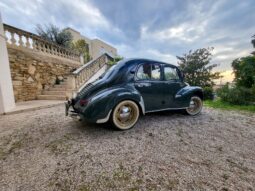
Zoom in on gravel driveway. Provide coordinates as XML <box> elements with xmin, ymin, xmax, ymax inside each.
<box><xmin>0</xmin><ymin>105</ymin><xmax>254</xmax><ymax>191</ymax></box>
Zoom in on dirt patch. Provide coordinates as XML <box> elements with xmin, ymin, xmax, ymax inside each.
<box><xmin>0</xmin><ymin>105</ymin><xmax>254</xmax><ymax>190</ymax></box>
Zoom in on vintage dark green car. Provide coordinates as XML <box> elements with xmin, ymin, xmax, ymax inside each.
<box><xmin>66</xmin><ymin>58</ymin><xmax>203</xmax><ymax>130</ymax></box>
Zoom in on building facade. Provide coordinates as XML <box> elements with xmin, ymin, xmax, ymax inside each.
<box><xmin>66</xmin><ymin>27</ymin><xmax>117</xmax><ymax>60</ymax></box>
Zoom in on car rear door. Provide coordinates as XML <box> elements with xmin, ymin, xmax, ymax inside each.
<box><xmin>134</xmin><ymin>62</ymin><xmax>166</xmax><ymax>111</ymax></box>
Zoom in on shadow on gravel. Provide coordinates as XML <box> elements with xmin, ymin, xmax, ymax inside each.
<box><xmin>68</xmin><ymin>109</ymin><xmax>191</xmax><ymax>134</ymax></box>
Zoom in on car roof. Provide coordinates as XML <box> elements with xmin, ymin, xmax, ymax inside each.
<box><xmin>120</xmin><ymin>58</ymin><xmax>177</xmax><ymax>68</ymax></box>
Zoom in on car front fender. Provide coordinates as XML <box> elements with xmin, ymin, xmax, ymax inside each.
<box><xmin>175</xmin><ymin>86</ymin><xmax>203</xmax><ymax>107</ymax></box>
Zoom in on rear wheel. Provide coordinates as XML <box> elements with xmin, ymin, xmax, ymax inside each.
<box><xmin>111</xmin><ymin>100</ymin><xmax>140</xmax><ymax>130</ymax></box>
<box><xmin>185</xmin><ymin>96</ymin><xmax>203</xmax><ymax>115</ymax></box>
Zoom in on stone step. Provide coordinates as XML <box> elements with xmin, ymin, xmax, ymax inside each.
<box><xmin>37</xmin><ymin>95</ymin><xmax>67</xmax><ymax>100</ymax></box>
<box><xmin>42</xmin><ymin>90</ymin><xmax>66</xmax><ymax>95</ymax></box>
<box><xmin>54</xmin><ymin>84</ymin><xmax>67</xmax><ymax>88</ymax></box>
<box><xmin>49</xmin><ymin>87</ymin><xmax>66</xmax><ymax>91</ymax></box>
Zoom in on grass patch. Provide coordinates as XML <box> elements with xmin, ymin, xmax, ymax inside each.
<box><xmin>204</xmin><ymin>99</ymin><xmax>255</xmax><ymax>113</ymax></box>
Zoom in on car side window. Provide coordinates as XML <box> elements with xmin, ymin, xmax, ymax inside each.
<box><xmin>136</xmin><ymin>63</ymin><xmax>161</xmax><ymax>80</ymax></box>
<box><xmin>164</xmin><ymin>66</ymin><xmax>180</xmax><ymax>80</ymax></box>
<box><xmin>151</xmin><ymin>64</ymin><xmax>161</xmax><ymax>80</ymax></box>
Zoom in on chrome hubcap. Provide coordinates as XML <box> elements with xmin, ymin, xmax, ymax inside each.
<box><xmin>119</xmin><ymin>106</ymin><xmax>131</xmax><ymax>119</ymax></box>
<box><xmin>186</xmin><ymin>97</ymin><xmax>202</xmax><ymax>115</ymax></box>
<box><xmin>189</xmin><ymin>100</ymin><xmax>195</xmax><ymax>108</ymax></box>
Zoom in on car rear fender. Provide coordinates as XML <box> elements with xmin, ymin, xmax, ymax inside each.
<box><xmin>82</xmin><ymin>85</ymin><xmax>144</xmax><ymax>123</ymax></box>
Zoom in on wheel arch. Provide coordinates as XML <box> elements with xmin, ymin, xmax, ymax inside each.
<box><xmin>192</xmin><ymin>90</ymin><xmax>204</xmax><ymax>100</ymax></box>
<box><xmin>112</xmin><ymin>92</ymin><xmax>145</xmax><ymax>115</ymax></box>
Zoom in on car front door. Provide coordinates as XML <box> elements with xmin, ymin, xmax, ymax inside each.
<box><xmin>162</xmin><ymin>65</ymin><xmax>184</xmax><ymax>108</ymax></box>
<box><xmin>134</xmin><ymin>62</ymin><xmax>166</xmax><ymax>111</ymax></box>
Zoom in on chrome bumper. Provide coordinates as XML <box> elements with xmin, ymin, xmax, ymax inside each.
<box><xmin>65</xmin><ymin>101</ymin><xmax>81</xmax><ymax>121</ymax></box>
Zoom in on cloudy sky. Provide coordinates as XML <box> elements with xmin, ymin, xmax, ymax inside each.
<box><xmin>1</xmin><ymin>0</ymin><xmax>255</xmax><ymax>82</ymax></box>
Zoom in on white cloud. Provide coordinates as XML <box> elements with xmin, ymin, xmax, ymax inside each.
<box><xmin>68</xmin><ymin>0</ymin><xmax>109</xmax><ymax>28</ymax></box>
<box><xmin>141</xmin><ymin>22</ymin><xmax>206</xmax><ymax>43</ymax></box>
<box><xmin>116</xmin><ymin>44</ymin><xmax>177</xmax><ymax>64</ymax></box>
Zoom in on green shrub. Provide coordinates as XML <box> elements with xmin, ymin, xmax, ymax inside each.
<box><xmin>203</xmin><ymin>86</ymin><xmax>214</xmax><ymax>100</ymax></box>
<box><xmin>217</xmin><ymin>84</ymin><xmax>255</xmax><ymax>105</ymax></box>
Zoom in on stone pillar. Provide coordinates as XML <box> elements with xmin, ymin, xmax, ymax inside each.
<box><xmin>80</xmin><ymin>54</ymin><xmax>84</xmax><ymax>65</ymax></box>
<box><xmin>0</xmin><ymin>12</ymin><xmax>15</xmax><ymax>114</ymax></box>
<box><xmin>66</xmin><ymin>75</ymin><xmax>76</xmax><ymax>99</ymax></box>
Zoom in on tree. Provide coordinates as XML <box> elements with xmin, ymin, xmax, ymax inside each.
<box><xmin>36</xmin><ymin>24</ymin><xmax>73</xmax><ymax>48</ymax></box>
<box><xmin>176</xmin><ymin>47</ymin><xmax>221</xmax><ymax>87</ymax></box>
<box><xmin>231</xmin><ymin>56</ymin><xmax>255</xmax><ymax>88</ymax></box>
<box><xmin>71</xmin><ymin>39</ymin><xmax>91</xmax><ymax>63</ymax></box>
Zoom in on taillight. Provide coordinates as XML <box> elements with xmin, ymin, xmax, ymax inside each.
<box><xmin>79</xmin><ymin>99</ymin><xmax>89</xmax><ymax>106</ymax></box>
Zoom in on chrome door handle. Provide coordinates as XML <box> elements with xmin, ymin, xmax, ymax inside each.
<box><xmin>136</xmin><ymin>82</ymin><xmax>151</xmax><ymax>87</ymax></box>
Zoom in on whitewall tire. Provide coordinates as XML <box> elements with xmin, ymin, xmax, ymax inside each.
<box><xmin>185</xmin><ymin>96</ymin><xmax>203</xmax><ymax>116</ymax></box>
<box><xmin>111</xmin><ymin>100</ymin><xmax>140</xmax><ymax>130</ymax></box>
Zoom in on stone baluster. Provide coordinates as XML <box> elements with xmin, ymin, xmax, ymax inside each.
<box><xmin>25</xmin><ymin>36</ymin><xmax>30</xmax><ymax>48</ymax></box>
<box><xmin>38</xmin><ymin>41</ymin><xmax>42</xmax><ymax>52</ymax></box>
<box><xmin>83</xmin><ymin>70</ymin><xmax>86</xmax><ymax>81</ymax></box>
<box><xmin>77</xmin><ymin>74</ymin><xmax>80</xmax><ymax>87</ymax></box>
<box><xmin>79</xmin><ymin>74</ymin><xmax>82</xmax><ymax>86</ymax></box>
<box><xmin>81</xmin><ymin>71</ymin><xmax>84</xmax><ymax>84</ymax></box>
<box><xmin>36</xmin><ymin>41</ymin><xmax>40</xmax><ymax>51</ymax></box>
<box><xmin>49</xmin><ymin>45</ymin><xmax>52</xmax><ymax>54</ymax></box>
<box><xmin>18</xmin><ymin>33</ymin><xmax>24</xmax><ymax>47</ymax></box>
<box><xmin>54</xmin><ymin>47</ymin><xmax>57</xmax><ymax>55</ymax></box>
<box><xmin>43</xmin><ymin>43</ymin><xmax>47</xmax><ymax>53</ymax></box>
<box><xmin>10</xmin><ymin>31</ymin><xmax>16</xmax><ymax>45</ymax></box>
<box><xmin>45</xmin><ymin>44</ymin><xmax>49</xmax><ymax>53</ymax></box>
<box><xmin>77</xmin><ymin>75</ymin><xmax>80</xmax><ymax>88</ymax></box>
<box><xmin>34</xmin><ymin>40</ymin><xmax>40</xmax><ymax>51</ymax></box>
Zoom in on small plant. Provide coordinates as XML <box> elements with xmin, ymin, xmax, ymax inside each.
<box><xmin>108</xmin><ymin>56</ymin><xmax>123</xmax><ymax>66</ymax></box>
<box><xmin>217</xmin><ymin>84</ymin><xmax>255</xmax><ymax>105</ymax></box>
<box><xmin>55</xmin><ymin>78</ymin><xmax>61</xmax><ymax>85</ymax></box>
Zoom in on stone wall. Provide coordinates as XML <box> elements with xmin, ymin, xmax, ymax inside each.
<box><xmin>8</xmin><ymin>46</ymin><xmax>80</xmax><ymax>102</ymax></box>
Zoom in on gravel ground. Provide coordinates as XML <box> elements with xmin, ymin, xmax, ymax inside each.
<box><xmin>0</xmin><ymin>105</ymin><xmax>254</xmax><ymax>191</ymax></box>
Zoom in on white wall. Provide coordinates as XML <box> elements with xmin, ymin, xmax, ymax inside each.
<box><xmin>0</xmin><ymin>12</ymin><xmax>15</xmax><ymax>114</ymax></box>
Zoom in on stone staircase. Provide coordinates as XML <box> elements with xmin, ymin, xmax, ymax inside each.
<box><xmin>37</xmin><ymin>53</ymin><xmax>113</xmax><ymax>101</ymax></box>
<box><xmin>37</xmin><ymin>79</ymin><xmax>69</xmax><ymax>100</ymax></box>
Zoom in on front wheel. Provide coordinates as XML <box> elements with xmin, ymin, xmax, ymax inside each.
<box><xmin>185</xmin><ymin>96</ymin><xmax>203</xmax><ymax>116</ymax></box>
<box><xmin>111</xmin><ymin>100</ymin><xmax>140</xmax><ymax>130</ymax></box>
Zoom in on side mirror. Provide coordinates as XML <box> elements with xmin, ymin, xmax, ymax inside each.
<box><xmin>182</xmin><ymin>72</ymin><xmax>185</xmax><ymax>79</ymax></box>
<box><xmin>179</xmin><ymin>71</ymin><xmax>185</xmax><ymax>81</ymax></box>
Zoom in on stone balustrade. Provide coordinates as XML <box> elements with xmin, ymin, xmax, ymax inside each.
<box><xmin>67</xmin><ymin>53</ymin><xmax>112</xmax><ymax>93</ymax></box>
<box><xmin>3</xmin><ymin>23</ymin><xmax>81</xmax><ymax>63</ymax></box>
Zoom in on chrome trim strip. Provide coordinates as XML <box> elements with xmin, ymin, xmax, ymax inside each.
<box><xmin>96</xmin><ymin>109</ymin><xmax>112</xmax><ymax>123</ymax></box>
<box><xmin>145</xmin><ymin>107</ymin><xmax>187</xmax><ymax>113</ymax></box>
